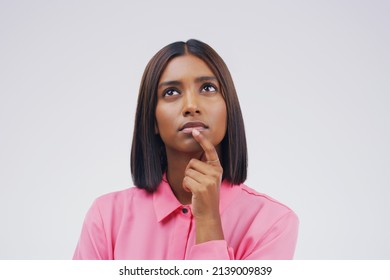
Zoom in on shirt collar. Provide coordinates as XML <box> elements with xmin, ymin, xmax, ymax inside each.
<box><xmin>153</xmin><ymin>173</ymin><xmax>182</xmax><ymax>222</ymax></box>
<box><xmin>153</xmin><ymin>172</ymin><xmax>242</xmax><ymax>222</ymax></box>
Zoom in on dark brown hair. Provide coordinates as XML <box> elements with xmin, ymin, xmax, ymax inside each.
<box><xmin>131</xmin><ymin>39</ymin><xmax>247</xmax><ymax>192</ymax></box>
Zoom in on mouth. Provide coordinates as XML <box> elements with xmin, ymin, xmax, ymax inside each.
<box><xmin>179</xmin><ymin>121</ymin><xmax>209</xmax><ymax>134</ymax></box>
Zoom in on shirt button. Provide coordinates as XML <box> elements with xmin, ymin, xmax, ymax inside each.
<box><xmin>181</xmin><ymin>208</ymin><xmax>188</xmax><ymax>214</ymax></box>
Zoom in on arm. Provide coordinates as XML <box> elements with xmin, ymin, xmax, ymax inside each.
<box><xmin>73</xmin><ymin>200</ymin><xmax>110</xmax><ymax>260</ymax></box>
<box><xmin>244</xmin><ymin>210</ymin><xmax>299</xmax><ymax>260</ymax></box>
<box><xmin>188</xmin><ymin>210</ymin><xmax>299</xmax><ymax>260</ymax></box>
<box><xmin>181</xmin><ymin>129</ymin><xmax>226</xmax><ymax>258</ymax></box>
<box><xmin>183</xmin><ymin>129</ymin><xmax>231</xmax><ymax>259</ymax></box>
<box><xmin>184</xmin><ymin>128</ymin><xmax>299</xmax><ymax>260</ymax></box>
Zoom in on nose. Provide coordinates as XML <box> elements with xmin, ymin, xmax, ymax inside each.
<box><xmin>182</xmin><ymin>91</ymin><xmax>200</xmax><ymax>116</ymax></box>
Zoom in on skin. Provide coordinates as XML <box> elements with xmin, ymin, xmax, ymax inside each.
<box><xmin>155</xmin><ymin>54</ymin><xmax>227</xmax><ymax>244</ymax></box>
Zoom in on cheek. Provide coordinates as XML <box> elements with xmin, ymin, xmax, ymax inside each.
<box><xmin>155</xmin><ymin>105</ymin><xmax>165</xmax><ymax>133</ymax></box>
<box><xmin>155</xmin><ymin>103</ymin><xmax>177</xmax><ymax>136</ymax></box>
<box><xmin>211</xmin><ymin>101</ymin><xmax>228</xmax><ymax>137</ymax></box>
<box><xmin>215</xmin><ymin>99</ymin><xmax>227</xmax><ymax>124</ymax></box>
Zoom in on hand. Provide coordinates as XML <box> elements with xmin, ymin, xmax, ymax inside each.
<box><xmin>182</xmin><ymin>128</ymin><xmax>224</xmax><ymax>243</ymax></box>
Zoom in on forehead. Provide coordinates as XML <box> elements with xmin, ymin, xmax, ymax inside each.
<box><xmin>159</xmin><ymin>54</ymin><xmax>215</xmax><ymax>83</ymax></box>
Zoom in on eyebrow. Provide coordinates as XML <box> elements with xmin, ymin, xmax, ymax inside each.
<box><xmin>158</xmin><ymin>76</ymin><xmax>218</xmax><ymax>88</ymax></box>
<box><xmin>195</xmin><ymin>76</ymin><xmax>218</xmax><ymax>83</ymax></box>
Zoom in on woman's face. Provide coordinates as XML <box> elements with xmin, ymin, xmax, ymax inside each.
<box><xmin>155</xmin><ymin>54</ymin><xmax>227</xmax><ymax>155</ymax></box>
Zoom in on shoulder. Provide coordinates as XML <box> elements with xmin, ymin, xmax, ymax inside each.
<box><xmin>241</xmin><ymin>184</ymin><xmax>294</xmax><ymax>209</ymax></box>
<box><xmin>229</xmin><ymin>183</ymin><xmax>298</xmax><ymax>222</ymax></box>
<box><xmin>90</xmin><ymin>187</ymin><xmax>153</xmax><ymax>215</ymax></box>
<box><xmin>95</xmin><ymin>186</ymin><xmax>150</xmax><ymax>202</ymax></box>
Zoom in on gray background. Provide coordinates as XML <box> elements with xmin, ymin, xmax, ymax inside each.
<box><xmin>0</xmin><ymin>0</ymin><xmax>389</xmax><ymax>259</ymax></box>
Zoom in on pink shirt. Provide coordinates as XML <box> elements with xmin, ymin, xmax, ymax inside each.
<box><xmin>73</xmin><ymin>175</ymin><xmax>299</xmax><ymax>259</ymax></box>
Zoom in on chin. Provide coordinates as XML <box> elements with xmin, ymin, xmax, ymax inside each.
<box><xmin>178</xmin><ymin>142</ymin><xmax>203</xmax><ymax>154</ymax></box>
<box><xmin>165</xmin><ymin>138</ymin><xmax>200</xmax><ymax>154</ymax></box>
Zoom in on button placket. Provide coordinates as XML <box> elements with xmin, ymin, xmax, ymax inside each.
<box><xmin>167</xmin><ymin>206</ymin><xmax>192</xmax><ymax>259</ymax></box>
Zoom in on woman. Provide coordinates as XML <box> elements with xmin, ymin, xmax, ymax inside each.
<box><xmin>73</xmin><ymin>39</ymin><xmax>299</xmax><ymax>259</ymax></box>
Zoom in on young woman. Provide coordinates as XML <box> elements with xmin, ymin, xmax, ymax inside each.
<box><xmin>73</xmin><ymin>39</ymin><xmax>299</xmax><ymax>259</ymax></box>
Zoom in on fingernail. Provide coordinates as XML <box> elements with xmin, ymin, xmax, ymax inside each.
<box><xmin>192</xmin><ymin>128</ymin><xmax>200</xmax><ymax>136</ymax></box>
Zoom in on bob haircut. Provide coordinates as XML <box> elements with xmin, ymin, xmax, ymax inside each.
<box><xmin>131</xmin><ymin>39</ymin><xmax>247</xmax><ymax>192</ymax></box>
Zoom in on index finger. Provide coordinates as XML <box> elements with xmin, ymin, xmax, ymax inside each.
<box><xmin>191</xmin><ymin>128</ymin><xmax>220</xmax><ymax>165</ymax></box>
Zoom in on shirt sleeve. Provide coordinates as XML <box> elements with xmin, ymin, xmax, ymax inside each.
<box><xmin>73</xmin><ymin>200</ymin><xmax>110</xmax><ymax>260</ymax></box>
<box><xmin>188</xmin><ymin>210</ymin><xmax>299</xmax><ymax>260</ymax></box>
<box><xmin>187</xmin><ymin>240</ymin><xmax>234</xmax><ymax>259</ymax></box>
<box><xmin>244</xmin><ymin>210</ymin><xmax>299</xmax><ymax>260</ymax></box>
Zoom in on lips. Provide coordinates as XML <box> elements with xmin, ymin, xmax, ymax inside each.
<box><xmin>179</xmin><ymin>121</ymin><xmax>208</xmax><ymax>134</ymax></box>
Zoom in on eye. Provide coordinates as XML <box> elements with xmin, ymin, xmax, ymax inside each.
<box><xmin>201</xmin><ymin>83</ymin><xmax>218</xmax><ymax>93</ymax></box>
<box><xmin>163</xmin><ymin>88</ymin><xmax>180</xmax><ymax>97</ymax></box>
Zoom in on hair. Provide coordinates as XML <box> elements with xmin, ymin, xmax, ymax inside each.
<box><xmin>131</xmin><ymin>39</ymin><xmax>247</xmax><ymax>192</ymax></box>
